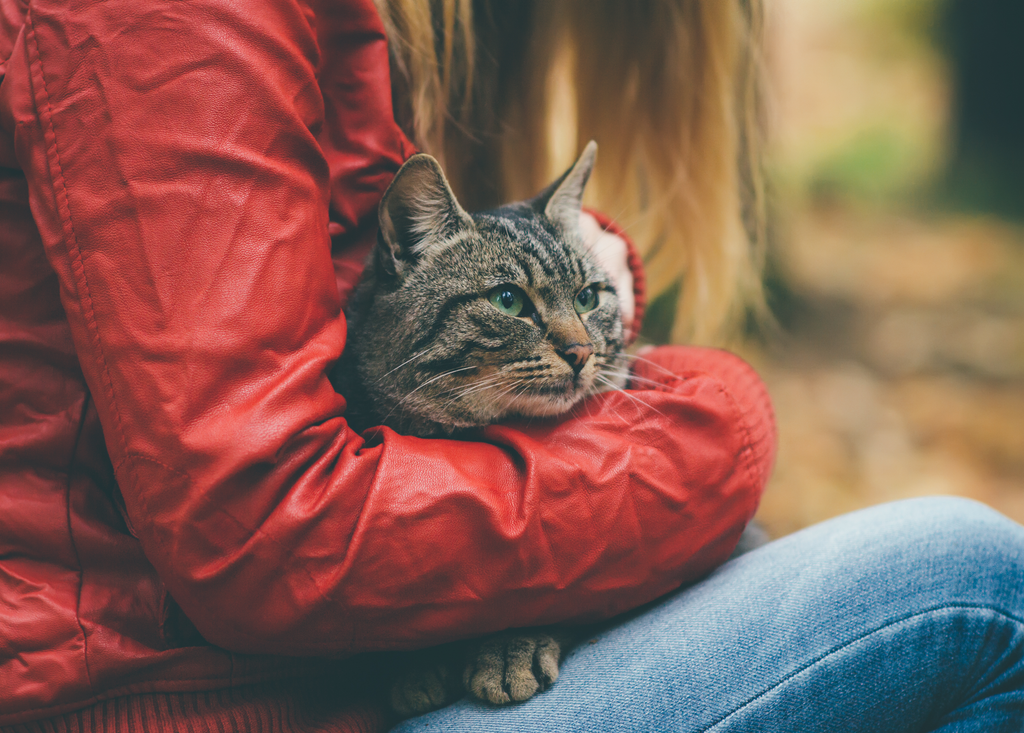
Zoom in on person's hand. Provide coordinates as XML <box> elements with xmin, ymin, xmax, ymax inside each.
<box><xmin>579</xmin><ymin>212</ymin><xmax>635</xmax><ymax>335</ymax></box>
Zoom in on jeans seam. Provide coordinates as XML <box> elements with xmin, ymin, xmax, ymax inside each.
<box><xmin>703</xmin><ymin>602</ymin><xmax>1024</xmax><ymax>732</ymax></box>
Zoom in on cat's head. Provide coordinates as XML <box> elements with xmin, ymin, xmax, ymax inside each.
<box><xmin>344</xmin><ymin>141</ymin><xmax>626</xmax><ymax>436</ymax></box>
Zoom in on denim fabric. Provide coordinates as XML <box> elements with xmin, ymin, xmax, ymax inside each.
<box><xmin>393</xmin><ymin>497</ymin><xmax>1024</xmax><ymax>732</ymax></box>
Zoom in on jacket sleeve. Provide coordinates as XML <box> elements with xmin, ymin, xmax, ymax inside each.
<box><xmin>2</xmin><ymin>0</ymin><xmax>775</xmax><ymax>655</ymax></box>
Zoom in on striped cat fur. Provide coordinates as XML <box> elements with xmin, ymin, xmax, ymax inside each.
<box><xmin>333</xmin><ymin>141</ymin><xmax>627</xmax><ymax>438</ymax></box>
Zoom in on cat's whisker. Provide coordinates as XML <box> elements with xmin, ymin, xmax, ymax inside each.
<box><xmin>577</xmin><ymin>386</ymin><xmax>599</xmax><ymax>423</ymax></box>
<box><xmin>576</xmin><ymin>376</ymin><xmax>631</xmax><ymax>427</ymax></box>
<box><xmin>492</xmin><ymin>378</ymin><xmax>530</xmax><ymax>405</ymax></box>
<box><xmin>496</xmin><ymin>377</ymin><xmax>556</xmax><ymax>415</ymax></box>
<box><xmin>594</xmin><ymin>387</ymin><xmax>645</xmax><ymax>427</ymax></box>
<box><xmin>617</xmin><ymin>352</ymin><xmax>679</xmax><ymax>378</ymax></box>
<box><xmin>444</xmin><ymin>383</ymin><xmax>495</xmax><ymax>401</ymax></box>
<box><xmin>375</xmin><ymin>348</ymin><xmax>432</xmax><ymax>383</ymax></box>
<box><xmin>402</xmin><ymin>366</ymin><xmax>479</xmax><ymax>397</ymax></box>
<box><xmin>597</xmin><ymin>368</ymin><xmax>666</xmax><ymax>390</ymax></box>
<box><xmin>435</xmin><ymin>373</ymin><xmax>532</xmax><ymax>417</ymax></box>
<box><xmin>506</xmin><ymin>364</ymin><xmax>553</xmax><ymax>375</ymax></box>
<box><xmin>437</xmin><ymin>373</ymin><xmax>496</xmax><ymax>395</ymax></box>
<box><xmin>447</xmin><ymin>370</ymin><xmax>508</xmax><ymax>394</ymax></box>
<box><xmin>381</xmin><ymin>366</ymin><xmax>480</xmax><ymax>425</ymax></box>
<box><xmin>444</xmin><ymin>375</ymin><xmax>507</xmax><ymax>402</ymax></box>
<box><xmin>594</xmin><ymin>374</ymin><xmax>665</xmax><ymax>420</ymax></box>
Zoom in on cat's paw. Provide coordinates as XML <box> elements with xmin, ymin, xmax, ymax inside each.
<box><xmin>389</xmin><ymin>657</ymin><xmax>464</xmax><ymax>718</ymax></box>
<box><xmin>463</xmin><ymin>631</ymin><xmax>563</xmax><ymax>706</ymax></box>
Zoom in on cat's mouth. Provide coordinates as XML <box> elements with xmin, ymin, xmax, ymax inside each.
<box><xmin>530</xmin><ymin>379</ymin><xmax>581</xmax><ymax>396</ymax></box>
<box><xmin>496</xmin><ymin>373</ymin><xmax>596</xmax><ymax>418</ymax></box>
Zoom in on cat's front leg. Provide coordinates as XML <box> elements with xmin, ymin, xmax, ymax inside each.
<box><xmin>463</xmin><ymin>628</ymin><xmax>578</xmax><ymax>706</ymax></box>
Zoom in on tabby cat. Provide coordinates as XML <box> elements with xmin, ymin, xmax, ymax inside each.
<box><xmin>332</xmin><ymin>140</ymin><xmax>627</xmax><ymax>439</ymax></box>
<box><xmin>331</xmin><ymin>142</ymin><xmax>622</xmax><ymax>716</ymax></box>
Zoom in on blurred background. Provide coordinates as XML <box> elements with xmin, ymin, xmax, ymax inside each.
<box><xmin>741</xmin><ymin>0</ymin><xmax>1024</xmax><ymax>536</ymax></box>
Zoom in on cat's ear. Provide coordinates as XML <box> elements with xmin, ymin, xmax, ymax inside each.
<box><xmin>377</xmin><ymin>154</ymin><xmax>473</xmax><ymax>278</ymax></box>
<box><xmin>531</xmin><ymin>140</ymin><xmax>597</xmax><ymax>232</ymax></box>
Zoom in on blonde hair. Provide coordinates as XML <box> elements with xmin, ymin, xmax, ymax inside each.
<box><xmin>376</xmin><ymin>0</ymin><xmax>765</xmax><ymax>345</ymax></box>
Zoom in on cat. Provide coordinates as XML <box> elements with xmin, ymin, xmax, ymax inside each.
<box><xmin>331</xmin><ymin>141</ymin><xmax>622</xmax><ymax>716</ymax></box>
<box><xmin>332</xmin><ymin>140</ymin><xmax>627</xmax><ymax>439</ymax></box>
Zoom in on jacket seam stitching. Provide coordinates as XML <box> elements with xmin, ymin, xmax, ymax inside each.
<box><xmin>24</xmin><ymin>9</ymin><xmax>138</xmax><ymax>484</ymax></box>
<box><xmin>23</xmin><ymin>9</ymin><xmax>119</xmax><ymax>696</ymax></box>
<box><xmin>24</xmin><ymin>2</ymin><xmax>151</xmax><ymax>546</ymax></box>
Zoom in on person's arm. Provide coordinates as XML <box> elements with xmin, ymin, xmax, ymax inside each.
<box><xmin>3</xmin><ymin>0</ymin><xmax>774</xmax><ymax>656</ymax></box>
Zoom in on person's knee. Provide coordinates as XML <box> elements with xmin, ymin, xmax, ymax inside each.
<box><xmin>781</xmin><ymin>496</ymin><xmax>1022</xmax><ymax>587</ymax></box>
<box><xmin>847</xmin><ymin>497</ymin><xmax>1024</xmax><ymax>604</ymax></box>
<box><xmin>886</xmin><ymin>495</ymin><xmax>1022</xmax><ymax>554</ymax></box>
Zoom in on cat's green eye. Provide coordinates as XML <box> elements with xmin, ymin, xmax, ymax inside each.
<box><xmin>488</xmin><ymin>285</ymin><xmax>526</xmax><ymax>317</ymax></box>
<box><xmin>575</xmin><ymin>285</ymin><xmax>599</xmax><ymax>314</ymax></box>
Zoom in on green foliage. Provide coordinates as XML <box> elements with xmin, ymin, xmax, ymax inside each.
<box><xmin>809</xmin><ymin>129</ymin><xmax>927</xmax><ymax>204</ymax></box>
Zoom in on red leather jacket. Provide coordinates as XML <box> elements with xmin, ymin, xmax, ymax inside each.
<box><xmin>0</xmin><ymin>0</ymin><xmax>775</xmax><ymax>726</ymax></box>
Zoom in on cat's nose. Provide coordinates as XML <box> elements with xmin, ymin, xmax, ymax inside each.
<box><xmin>558</xmin><ymin>343</ymin><xmax>595</xmax><ymax>374</ymax></box>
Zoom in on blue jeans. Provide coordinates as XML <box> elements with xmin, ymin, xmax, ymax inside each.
<box><xmin>392</xmin><ymin>497</ymin><xmax>1024</xmax><ymax>732</ymax></box>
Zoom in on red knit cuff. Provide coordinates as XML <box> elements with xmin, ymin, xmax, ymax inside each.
<box><xmin>583</xmin><ymin>207</ymin><xmax>646</xmax><ymax>345</ymax></box>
